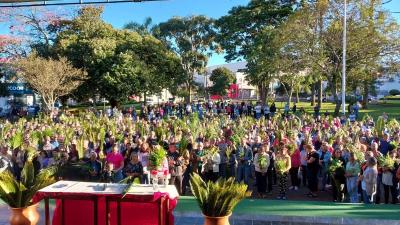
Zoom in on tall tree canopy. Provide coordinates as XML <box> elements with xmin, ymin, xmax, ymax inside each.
<box><xmin>275</xmin><ymin>0</ymin><xmax>400</xmax><ymax>114</ymax></box>
<box><xmin>216</xmin><ymin>0</ymin><xmax>297</xmax><ymax>103</ymax></box>
<box><xmin>54</xmin><ymin>7</ymin><xmax>184</xmax><ymax>106</ymax></box>
<box><xmin>155</xmin><ymin>15</ymin><xmax>220</xmax><ymax>102</ymax></box>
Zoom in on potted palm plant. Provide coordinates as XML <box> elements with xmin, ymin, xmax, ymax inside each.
<box><xmin>190</xmin><ymin>173</ymin><xmax>251</xmax><ymax>225</ymax></box>
<box><xmin>0</xmin><ymin>158</ymin><xmax>57</xmax><ymax>225</ymax></box>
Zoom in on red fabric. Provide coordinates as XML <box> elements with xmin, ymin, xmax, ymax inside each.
<box><xmin>228</xmin><ymin>84</ymin><xmax>239</xmax><ymax>99</ymax></box>
<box><xmin>106</xmin><ymin>152</ymin><xmax>124</xmax><ymax>169</ymax></box>
<box><xmin>34</xmin><ymin>191</ymin><xmax>177</xmax><ymax>225</ymax></box>
<box><xmin>290</xmin><ymin>149</ymin><xmax>301</xmax><ymax>168</ymax></box>
<box><xmin>210</xmin><ymin>95</ymin><xmax>222</xmax><ymax>100</ymax></box>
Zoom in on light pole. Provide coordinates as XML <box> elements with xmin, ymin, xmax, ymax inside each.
<box><xmin>342</xmin><ymin>0</ymin><xmax>347</xmax><ymax>115</ymax></box>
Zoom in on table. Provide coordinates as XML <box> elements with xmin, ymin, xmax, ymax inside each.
<box><xmin>35</xmin><ymin>181</ymin><xmax>179</xmax><ymax>225</ymax></box>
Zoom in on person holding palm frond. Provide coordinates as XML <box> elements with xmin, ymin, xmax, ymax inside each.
<box><xmin>345</xmin><ymin>152</ymin><xmax>360</xmax><ymax>203</ymax></box>
<box><xmin>254</xmin><ymin>145</ymin><xmax>270</xmax><ymax>198</ymax></box>
<box><xmin>275</xmin><ymin>145</ymin><xmax>291</xmax><ymax>200</ymax></box>
<box><xmin>236</xmin><ymin>138</ymin><xmax>253</xmax><ymax>185</ymax></box>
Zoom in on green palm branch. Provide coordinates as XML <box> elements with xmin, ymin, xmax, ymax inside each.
<box><xmin>0</xmin><ymin>161</ymin><xmax>57</xmax><ymax>208</ymax></box>
<box><xmin>190</xmin><ymin>173</ymin><xmax>251</xmax><ymax>217</ymax></box>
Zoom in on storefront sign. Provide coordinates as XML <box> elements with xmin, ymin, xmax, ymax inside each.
<box><xmin>6</xmin><ymin>83</ymin><xmax>31</xmax><ymax>94</ymax></box>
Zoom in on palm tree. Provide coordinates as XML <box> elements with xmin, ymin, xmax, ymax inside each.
<box><xmin>124</xmin><ymin>17</ymin><xmax>155</xmax><ymax>35</ymax></box>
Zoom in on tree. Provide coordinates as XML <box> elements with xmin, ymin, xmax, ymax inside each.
<box><xmin>155</xmin><ymin>16</ymin><xmax>220</xmax><ymax>102</ymax></box>
<box><xmin>216</xmin><ymin>0</ymin><xmax>297</xmax><ymax>104</ymax></box>
<box><xmin>0</xmin><ymin>8</ymin><xmax>67</xmax><ymax>58</ymax></box>
<box><xmin>13</xmin><ymin>55</ymin><xmax>87</xmax><ymax>112</ymax></box>
<box><xmin>55</xmin><ymin>7</ymin><xmax>185</xmax><ymax>107</ymax></box>
<box><xmin>0</xmin><ymin>35</ymin><xmax>24</xmax><ymax>58</ymax></box>
<box><xmin>389</xmin><ymin>89</ymin><xmax>400</xmax><ymax>96</ymax></box>
<box><xmin>124</xmin><ymin>17</ymin><xmax>154</xmax><ymax>35</ymax></box>
<box><xmin>275</xmin><ymin>0</ymin><xmax>400</xmax><ymax>115</ymax></box>
<box><xmin>54</xmin><ymin>6</ymin><xmax>117</xmax><ymax>102</ymax></box>
<box><xmin>102</xmin><ymin>30</ymin><xmax>185</xmax><ymax>106</ymax></box>
<box><xmin>209</xmin><ymin>67</ymin><xmax>236</xmax><ymax>96</ymax></box>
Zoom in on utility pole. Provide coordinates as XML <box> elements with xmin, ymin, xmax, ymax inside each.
<box><xmin>342</xmin><ymin>0</ymin><xmax>347</xmax><ymax>115</ymax></box>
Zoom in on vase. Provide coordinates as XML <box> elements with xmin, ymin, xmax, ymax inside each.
<box><xmin>152</xmin><ymin>176</ymin><xmax>159</xmax><ymax>191</ymax></box>
<box><xmin>203</xmin><ymin>213</ymin><xmax>231</xmax><ymax>225</ymax></box>
<box><xmin>9</xmin><ymin>203</ymin><xmax>40</xmax><ymax>225</ymax></box>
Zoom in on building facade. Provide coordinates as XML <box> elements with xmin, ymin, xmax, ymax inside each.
<box><xmin>194</xmin><ymin>61</ymin><xmax>258</xmax><ymax>101</ymax></box>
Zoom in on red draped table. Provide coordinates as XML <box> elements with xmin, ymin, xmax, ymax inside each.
<box><xmin>34</xmin><ymin>181</ymin><xmax>179</xmax><ymax>225</ymax></box>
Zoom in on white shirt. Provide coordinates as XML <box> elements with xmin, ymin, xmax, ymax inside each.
<box><xmin>212</xmin><ymin>153</ymin><xmax>221</xmax><ymax>173</ymax></box>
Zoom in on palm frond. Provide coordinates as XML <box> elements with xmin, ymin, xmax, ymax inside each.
<box><xmin>190</xmin><ymin>173</ymin><xmax>251</xmax><ymax>217</ymax></box>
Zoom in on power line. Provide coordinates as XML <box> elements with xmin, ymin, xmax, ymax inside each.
<box><xmin>0</xmin><ymin>0</ymin><xmax>165</xmax><ymax>8</ymax></box>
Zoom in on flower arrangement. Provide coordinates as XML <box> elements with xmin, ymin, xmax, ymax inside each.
<box><xmin>149</xmin><ymin>146</ymin><xmax>167</xmax><ymax>169</ymax></box>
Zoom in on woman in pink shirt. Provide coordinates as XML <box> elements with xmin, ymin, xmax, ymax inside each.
<box><xmin>289</xmin><ymin>147</ymin><xmax>301</xmax><ymax>190</ymax></box>
<box><xmin>106</xmin><ymin>144</ymin><xmax>124</xmax><ymax>182</ymax></box>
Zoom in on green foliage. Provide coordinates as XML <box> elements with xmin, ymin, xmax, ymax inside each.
<box><xmin>0</xmin><ymin>161</ymin><xmax>57</xmax><ymax>208</ymax></box>
<box><xmin>258</xmin><ymin>155</ymin><xmax>268</xmax><ymax>170</ymax></box>
<box><xmin>190</xmin><ymin>173</ymin><xmax>251</xmax><ymax>217</ymax></box>
<box><xmin>375</xmin><ymin>117</ymin><xmax>385</xmax><ymax>138</ymax></box>
<box><xmin>149</xmin><ymin>146</ymin><xmax>166</xmax><ymax>169</ymax></box>
<box><xmin>389</xmin><ymin>89</ymin><xmax>400</xmax><ymax>96</ymax></box>
<box><xmin>119</xmin><ymin>177</ymin><xmax>135</xmax><ymax>199</ymax></box>
<box><xmin>379</xmin><ymin>155</ymin><xmax>395</xmax><ymax>170</ymax></box>
<box><xmin>209</xmin><ymin>67</ymin><xmax>236</xmax><ymax>96</ymax></box>
<box><xmin>178</xmin><ymin>136</ymin><xmax>190</xmax><ymax>153</ymax></box>
<box><xmin>275</xmin><ymin>159</ymin><xmax>287</xmax><ymax>174</ymax></box>
<box><xmin>216</xmin><ymin>0</ymin><xmax>296</xmax><ymax>103</ymax></box>
<box><xmin>54</xmin><ymin>7</ymin><xmax>185</xmax><ymax>105</ymax></box>
<box><xmin>9</xmin><ymin>131</ymin><xmax>23</xmax><ymax>150</ymax></box>
<box><xmin>387</xmin><ymin>119</ymin><xmax>399</xmax><ymax>133</ymax></box>
<box><xmin>156</xmin><ymin>15</ymin><xmax>219</xmax><ymax>102</ymax></box>
<box><xmin>329</xmin><ymin>158</ymin><xmax>343</xmax><ymax>174</ymax></box>
<box><xmin>76</xmin><ymin>137</ymin><xmax>85</xmax><ymax>159</ymax></box>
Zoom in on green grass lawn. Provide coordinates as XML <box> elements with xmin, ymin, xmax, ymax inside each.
<box><xmin>272</xmin><ymin>100</ymin><xmax>400</xmax><ymax>119</ymax></box>
<box><xmin>176</xmin><ymin>196</ymin><xmax>400</xmax><ymax>220</ymax></box>
<box><xmin>66</xmin><ymin>100</ymin><xmax>400</xmax><ymax>120</ymax></box>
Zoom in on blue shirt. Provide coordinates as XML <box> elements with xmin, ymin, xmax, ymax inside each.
<box><xmin>379</xmin><ymin>139</ymin><xmax>390</xmax><ymax>155</ymax></box>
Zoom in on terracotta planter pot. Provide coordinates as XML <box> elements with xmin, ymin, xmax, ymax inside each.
<box><xmin>9</xmin><ymin>203</ymin><xmax>40</xmax><ymax>225</ymax></box>
<box><xmin>203</xmin><ymin>213</ymin><xmax>231</xmax><ymax>225</ymax></box>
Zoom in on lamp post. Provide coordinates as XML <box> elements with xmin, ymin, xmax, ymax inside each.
<box><xmin>342</xmin><ymin>0</ymin><xmax>347</xmax><ymax>115</ymax></box>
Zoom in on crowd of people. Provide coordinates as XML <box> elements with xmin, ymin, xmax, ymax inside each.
<box><xmin>0</xmin><ymin>101</ymin><xmax>399</xmax><ymax>205</ymax></box>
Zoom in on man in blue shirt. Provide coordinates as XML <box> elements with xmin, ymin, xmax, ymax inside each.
<box><xmin>379</xmin><ymin>133</ymin><xmax>391</xmax><ymax>155</ymax></box>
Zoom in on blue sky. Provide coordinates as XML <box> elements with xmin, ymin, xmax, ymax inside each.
<box><xmin>1</xmin><ymin>0</ymin><xmax>400</xmax><ymax>66</ymax></box>
<box><xmin>100</xmin><ymin>0</ymin><xmax>249</xmax><ymax>66</ymax></box>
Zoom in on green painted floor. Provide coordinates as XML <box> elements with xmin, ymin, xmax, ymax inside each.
<box><xmin>176</xmin><ymin>196</ymin><xmax>400</xmax><ymax>220</ymax></box>
<box><xmin>2</xmin><ymin>197</ymin><xmax>400</xmax><ymax>221</ymax></box>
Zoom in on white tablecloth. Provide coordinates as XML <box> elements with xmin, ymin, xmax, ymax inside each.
<box><xmin>39</xmin><ymin>181</ymin><xmax>179</xmax><ymax>198</ymax></box>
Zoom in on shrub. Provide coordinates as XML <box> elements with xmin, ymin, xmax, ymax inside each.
<box><xmin>389</xmin><ymin>89</ymin><xmax>400</xmax><ymax>96</ymax></box>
